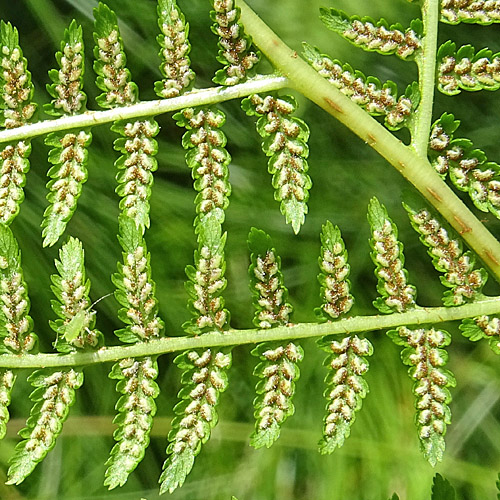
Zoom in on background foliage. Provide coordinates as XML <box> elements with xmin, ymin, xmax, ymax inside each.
<box><xmin>1</xmin><ymin>0</ymin><xmax>500</xmax><ymax>498</ymax></box>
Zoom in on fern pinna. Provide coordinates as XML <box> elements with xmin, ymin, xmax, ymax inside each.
<box><xmin>1</xmin><ymin>0</ymin><xmax>500</xmax><ymax>498</ymax></box>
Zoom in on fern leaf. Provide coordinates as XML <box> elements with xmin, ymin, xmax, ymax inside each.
<box><xmin>155</xmin><ymin>0</ymin><xmax>195</xmax><ymax>98</ymax></box>
<box><xmin>0</xmin><ymin>21</ymin><xmax>36</xmax><ymax>225</ymax></box>
<box><xmin>94</xmin><ymin>3</ymin><xmax>159</xmax><ymax>228</ymax></box>
<box><xmin>315</xmin><ymin>222</ymin><xmax>372</xmax><ymax>453</ymax></box>
<box><xmin>50</xmin><ymin>237</ymin><xmax>104</xmax><ymax>352</ymax></box>
<box><xmin>112</xmin><ymin>214</ymin><xmax>164</xmax><ymax>343</ymax></box>
<box><xmin>42</xmin><ymin>21</ymin><xmax>90</xmax><ymax>247</ymax></box>
<box><xmin>368</xmin><ymin>197</ymin><xmax>417</xmax><ymax>313</ymax></box>
<box><xmin>441</xmin><ymin>0</ymin><xmax>500</xmax><ymax>25</ymax></box>
<box><xmin>6</xmin><ymin>368</ymin><xmax>84</xmax><ymax>484</ymax></box>
<box><xmin>248</xmin><ymin>228</ymin><xmax>303</xmax><ymax>448</ymax></box>
<box><xmin>316</xmin><ymin>221</ymin><xmax>354</xmax><ymax>320</ymax></box>
<box><xmin>404</xmin><ymin>202</ymin><xmax>488</xmax><ymax>306</ymax></box>
<box><xmin>431</xmin><ymin>473</ymin><xmax>456</xmax><ymax>499</ymax></box>
<box><xmin>388</xmin><ymin>327</ymin><xmax>455</xmax><ymax>466</ymax></box>
<box><xmin>0</xmin><ymin>369</ymin><xmax>15</xmax><ymax>440</ymax></box>
<box><xmin>0</xmin><ymin>223</ymin><xmax>37</xmax><ymax>439</ymax></box>
<box><xmin>460</xmin><ymin>315</ymin><xmax>500</xmax><ymax>354</ymax></box>
<box><xmin>302</xmin><ymin>43</ymin><xmax>418</xmax><ymax>131</ymax></box>
<box><xmin>105</xmin><ymin>356</ymin><xmax>159</xmax><ymax>489</ymax></box>
<box><xmin>105</xmin><ymin>216</ymin><xmax>164</xmax><ymax>488</ymax></box>
<box><xmin>159</xmin><ymin>347</ymin><xmax>231</xmax><ymax>494</ymax></box>
<box><xmin>242</xmin><ymin>94</ymin><xmax>311</xmax><ymax>234</ymax></box>
<box><xmin>318</xmin><ymin>334</ymin><xmax>372</xmax><ymax>454</ymax></box>
<box><xmin>159</xmin><ymin>215</ymin><xmax>231</xmax><ymax>493</ymax></box>
<box><xmin>437</xmin><ymin>41</ymin><xmax>500</xmax><ymax>95</ymax></box>
<box><xmin>319</xmin><ymin>8</ymin><xmax>422</xmax><ymax>60</ymax></box>
<box><xmin>210</xmin><ymin>0</ymin><xmax>260</xmax><ymax>86</ymax></box>
<box><xmin>428</xmin><ymin>112</ymin><xmax>500</xmax><ymax>219</ymax></box>
<box><xmin>174</xmin><ymin>107</ymin><xmax>232</xmax><ymax>228</ymax></box>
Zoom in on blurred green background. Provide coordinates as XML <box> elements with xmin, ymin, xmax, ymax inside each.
<box><xmin>1</xmin><ymin>0</ymin><xmax>500</xmax><ymax>498</ymax></box>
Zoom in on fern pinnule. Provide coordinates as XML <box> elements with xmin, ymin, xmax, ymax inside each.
<box><xmin>174</xmin><ymin>107</ymin><xmax>232</xmax><ymax>229</ymax></box>
<box><xmin>428</xmin><ymin>112</ymin><xmax>500</xmax><ymax>218</ymax></box>
<box><xmin>160</xmin><ymin>215</ymin><xmax>231</xmax><ymax>494</ymax></box>
<box><xmin>316</xmin><ymin>220</ymin><xmax>353</xmax><ymax>321</ymax></box>
<box><xmin>105</xmin><ymin>215</ymin><xmax>164</xmax><ymax>488</ymax></box>
<box><xmin>440</xmin><ymin>0</ymin><xmax>500</xmax><ymax>25</ymax></box>
<box><xmin>94</xmin><ymin>3</ymin><xmax>159</xmax><ymax>228</ymax></box>
<box><xmin>42</xmin><ymin>21</ymin><xmax>91</xmax><ymax>247</ymax></box>
<box><xmin>437</xmin><ymin>41</ymin><xmax>500</xmax><ymax>95</ymax></box>
<box><xmin>319</xmin><ymin>9</ymin><xmax>422</xmax><ymax>60</ymax></box>
<box><xmin>388</xmin><ymin>326</ymin><xmax>455</xmax><ymax>466</ymax></box>
<box><xmin>460</xmin><ymin>315</ymin><xmax>500</xmax><ymax>354</ymax></box>
<box><xmin>0</xmin><ymin>21</ymin><xmax>36</xmax><ymax>225</ymax></box>
<box><xmin>404</xmin><ymin>202</ymin><xmax>488</xmax><ymax>306</ymax></box>
<box><xmin>155</xmin><ymin>0</ymin><xmax>195</xmax><ymax>98</ymax></box>
<box><xmin>6</xmin><ymin>368</ymin><xmax>84</xmax><ymax>485</ymax></box>
<box><xmin>0</xmin><ymin>224</ymin><xmax>37</xmax><ymax>439</ymax></box>
<box><xmin>315</xmin><ymin>221</ymin><xmax>372</xmax><ymax>453</ymax></box>
<box><xmin>368</xmin><ymin>197</ymin><xmax>417</xmax><ymax>314</ymax></box>
<box><xmin>248</xmin><ymin>228</ymin><xmax>303</xmax><ymax>448</ymax></box>
<box><xmin>211</xmin><ymin>0</ymin><xmax>260</xmax><ymax>86</ymax></box>
<box><xmin>242</xmin><ymin>93</ymin><xmax>311</xmax><ymax>234</ymax></box>
<box><xmin>50</xmin><ymin>237</ymin><xmax>104</xmax><ymax>352</ymax></box>
<box><xmin>302</xmin><ymin>43</ymin><xmax>417</xmax><ymax>130</ymax></box>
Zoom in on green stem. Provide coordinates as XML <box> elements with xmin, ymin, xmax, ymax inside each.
<box><xmin>237</xmin><ymin>0</ymin><xmax>500</xmax><ymax>283</ymax></box>
<box><xmin>0</xmin><ymin>75</ymin><xmax>288</xmax><ymax>144</ymax></box>
<box><xmin>1</xmin><ymin>298</ymin><xmax>500</xmax><ymax>369</ymax></box>
<box><xmin>412</xmin><ymin>0</ymin><xmax>439</xmax><ymax>155</ymax></box>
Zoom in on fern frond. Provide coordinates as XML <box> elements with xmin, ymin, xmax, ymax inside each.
<box><xmin>303</xmin><ymin>43</ymin><xmax>418</xmax><ymax>131</ymax></box>
<box><xmin>388</xmin><ymin>327</ymin><xmax>455</xmax><ymax>466</ymax></box>
<box><xmin>6</xmin><ymin>368</ymin><xmax>84</xmax><ymax>484</ymax></box>
<box><xmin>42</xmin><ymin>21</ymin><xmax>91</xmax><ymax>247</ymax></box>
<box><xmin>242</xmin><ymin>94</ymin><xmax>311</xmax><ymax>234</ymax></box>
<box><xmin>428</xmin><ymin>112</ymin><xmax>500</xmax><ymax>218</ymax></box>
<box><xmin>155</xmin><ymin>0</ymin><xmax>196</xmax><ymax>98</ymax></box>
<box><xmin>319</xmin><ymin>9</ymin><xmax>422</xmax><ymax>60</ymax></box>
<box><xmin>159</xmin><ymin>348</ymin><xmax>231</xmax><ymax>494</ymax></box>
<box><xmin>105</xmin><ymin>215</ymin><xmax>164</xmax><ymax>488</ymax></box>
<box><xmin>368</xmin><ymin>197</ymin><xmax>417</xmax><ymax>314</ymax></box>
<box><xmin>318</xmin><ymin>334</ymin><xmax>372</xmax><ymax>454</ymax></box>
<box><xmin>174</xmin><ymin>107</ymin><xmax>232</xmax><ymax>228</ymax></box>
<box><xmin>437</xmin><ymin>41</ymin><xmax>500</xmax><ymax>95</ymax></box>
<box><xmin>0</xmin><ymin>369</ymin><xmax>14</xmax><ymax>439</ymax></box>
<box><xmin>248</xmin><ymin>228</ymin><xmax>303</xmax><ymax>448</ymax></box>
<box><xmin>405</xmin><ymin>202</ymin><xmax>488</xmax><ymax>306</ymax></box>
<box><xmin>441</xmin><ymin>0</ymin><xmax>500</xmax><ymax>25</ymax></box>
<box><xmin>211</xmin><ymin>0</ymin><xmax>260</xmax><ymax>86</ymax></box>
<box><xmin>0</xmin><ymin>21</ymin><xmax>36</xmax><ymax>225</ymax></box>
<box><xmin>50</xmin><ymin>237</ymin><xmax>104</xmax><ymax>353</ymax></box>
